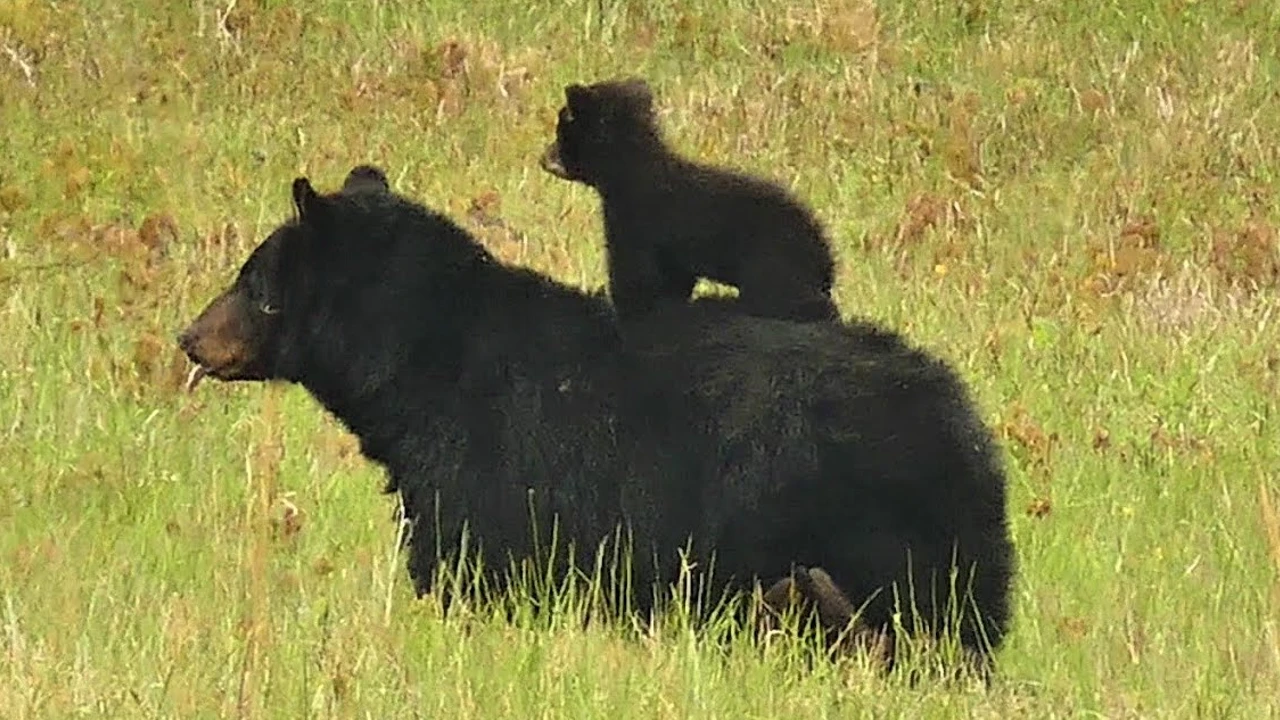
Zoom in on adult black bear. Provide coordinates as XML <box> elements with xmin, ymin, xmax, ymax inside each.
<box><xmin>177</xmin><ymin>167</ymin><xmax>1015</xmax><ymax>674</ymax></box>
<box><xmin>540</xmin><ymin>77</ymin><xmax>841</xmax><ymax>324</ymax></box>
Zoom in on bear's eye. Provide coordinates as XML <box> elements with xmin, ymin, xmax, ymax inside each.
<box><xmin>259</xmin><ymin>301</ymin><xmax>279</xmax><ymax>315</ymax></box>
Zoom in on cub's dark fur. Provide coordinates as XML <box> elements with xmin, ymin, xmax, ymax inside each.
<box><xmin>541</xmin><ymin>78</ymin><xmax>840</xmax><ymax>323</ymax></box>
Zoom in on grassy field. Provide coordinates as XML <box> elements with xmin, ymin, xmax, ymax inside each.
<box><xmin>2</xmin><ymin>0</ymin><xmax>1280</xmax><ymax>716</ymax></box>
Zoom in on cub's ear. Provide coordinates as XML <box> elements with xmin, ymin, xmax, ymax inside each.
<box><xmin>291</xmin><ymin>177</ymin><xmax>322</xmax><ymax>218</ymax></box>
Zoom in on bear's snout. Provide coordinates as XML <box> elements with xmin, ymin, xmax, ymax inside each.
<box><xmin>175</xmin><ymin>289</ymin><xmax>262</xmax><ymax>388</ymax></box>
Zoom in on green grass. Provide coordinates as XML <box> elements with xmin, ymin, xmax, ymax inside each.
<box><xmin>3</xmin><ymin>0</ymin><xmax>1280</xmax><ymax>716</ymax></box>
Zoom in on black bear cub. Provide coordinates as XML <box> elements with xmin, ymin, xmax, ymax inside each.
<box><xmin>540</xmin><ymin>77</ymin><xmax>841</xmax><ymax>324</ymax></box>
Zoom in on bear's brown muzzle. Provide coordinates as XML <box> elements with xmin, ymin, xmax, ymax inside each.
<box><xmin>176</xmin><ymin>289</ymin><xmax>259</xmax><ymax>391</ymax></box>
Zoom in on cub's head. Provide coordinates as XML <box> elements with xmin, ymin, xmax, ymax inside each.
<box><xmin>539</xmin><ymin>77</ymin><xmax>660</xmax><ymax>188</ymax></box>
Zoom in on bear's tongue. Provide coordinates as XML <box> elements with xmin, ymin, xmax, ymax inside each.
<box><xmin>185</xmin><ymin>364</ymin><xmax>209</xmax><ymax>393</ymax></box>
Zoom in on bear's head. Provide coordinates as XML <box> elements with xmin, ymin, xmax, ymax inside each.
<box><xmin>176</xmin><ymin>165</ymin><xmax>479</xmax><ymax>393</ymax></box>
<box><xmin>177</xmin><ymin>176</ymin><xmax>342</xmax><ymax>391</ymax></box>
<box><xmin>539</xmin><ymin>77</ymin><xmax>660</xmax><ymax>188</ymax></box>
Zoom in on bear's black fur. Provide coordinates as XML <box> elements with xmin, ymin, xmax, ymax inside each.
<box><xmin>177</xmin><ymin>168</ymin><xmax>1015</xmax><ymax>672</ymax></box>
<box><xmin>540</xmin><ymin>77</ymin><xmax>841</xmax><ymax>324</ymax></box>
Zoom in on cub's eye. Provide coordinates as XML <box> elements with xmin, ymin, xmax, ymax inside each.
<box><xmin>259</xmin><ymin>301</ymin><xmax>279</xmax><ymax>315</ymax></box>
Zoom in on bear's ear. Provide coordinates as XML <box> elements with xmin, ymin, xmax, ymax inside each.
<box><xmin>291</xmin><ymin>177</ymin><xmax>323</xmax><ymax>219</ymax></box>
<box><xmin>564</xmin><ymin>83</ymin><xmax>593</xmax><ymax>115</ymax></box>
<box><xmin>341</xmin><ymin>164</ymin><xmax>390</xmax><ymax>195</ymax></box>
<box><xmin>617</xmin><ymin>78</ymin><xmax>654</xmax><ymax>110</ymax></box>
